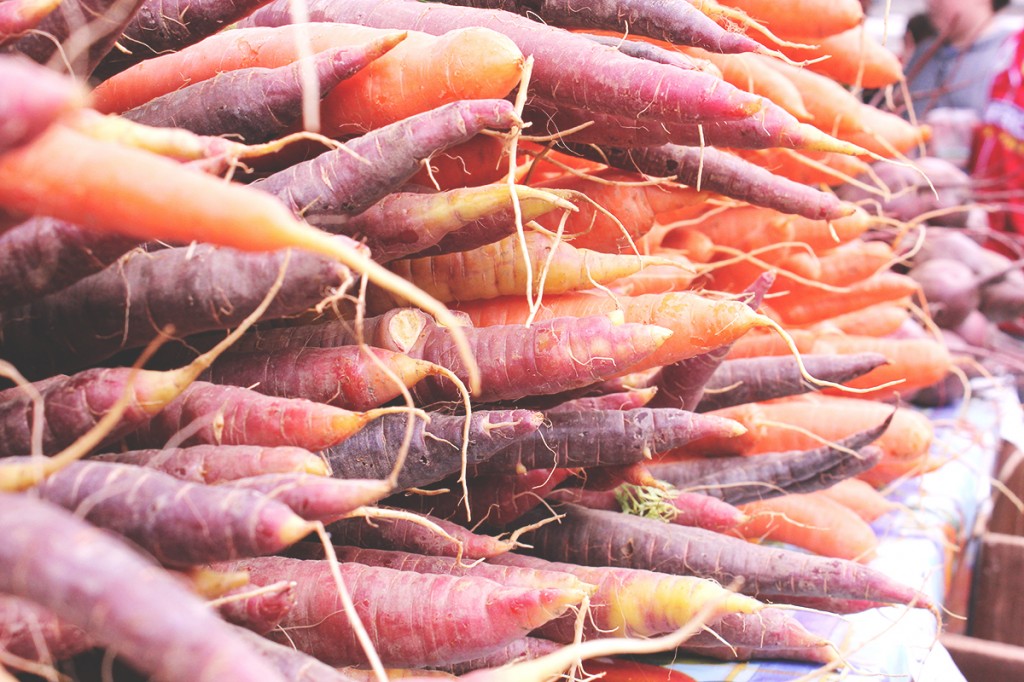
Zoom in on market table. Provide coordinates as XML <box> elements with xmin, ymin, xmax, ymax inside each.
<box><xmin>645</xmin><ymin>379</ymin><xmax>1024</xmax><ymax>681</ymax></box>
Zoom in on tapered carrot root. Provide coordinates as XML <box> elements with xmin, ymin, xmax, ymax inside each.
<box><xmin>122</xmin><ymin>42</ymin><xmax>404</xmax><ymax>142</ymax></box>
<box><xmin>492</xmin><ymin>553</ymin><xmax>763</xmax><ymax>641</ymax></box>
<box><xmin>202</xmin><ymin>346</ymin><xmax>434</xmax><ymax>411</ymax></box>
<box><xmin>2</xmin><ymin>459</ymin><xmax>315</xmax><ymax>566</ymax></box>
<box><xmin>223</xmin><ymin>556</ymin><xmax>587</xmax><ymax>667</ymax></box>
<box><xmin>813</xmin><ymin>335</ymin><xmax>952</xmax><ymax>400</ymax></box>
<box><xmin>770</xmin><ymin>272</ymin><xmax>920</xmax><ymax>326</ymax></box>
<box><xmin>335</xmin><ymin>184</ymin><xmax>577</xmax><ymax>262</ymax></box>
<box><xmin>92</xmin><ymin>445</ymin><xmax>331</xmax><ymax>483</ymax></box>
<box><xmin>521</xmin><ymin>503</ymin><xmax>934</xmax><ymax>608</ymax></box>
<box><xmin>0</xmin><ymin>594</ymin><xmax>93</xmax><ymax>663</ymax></box>
<box><xmin>736</xmin><ymin>492</ymin><xmax>880</xmax><ymax>562</ymax></box>
<box><xmin>221</xmin><ymin>474</ymin><xmax>392</xmax><ymax>521</ymax></box>
<box><xmin>680</xmin><ymin>608</ymin><xmax>838</xmax><ymax>663</ymax></box>
<box><xmin>683</xmin><ymin>48</ymin><xmax>812</xmax><ymax>120</ymax></box>
<box><xmin>322</xmin><ymin>26</ymin><xmax>525</xmax><ymax>136</ymax></box>
<box><xmin>548</xmin><ymin>484</ymin><xmax>749</xmax><ymax>532</ymax></box>
<box><xmin>244</xmin><ymin>0</ymin><xmax>769</xmax><ymax>125</ymax></box>
<box><xmin>253</xmin><ymin>98</ymin><xmax>521</xmax><ymax>223</ymax></box>
<box><xmin>0</xmin><ymin>0</ymin><xmax>61</xmax><ymax>41</ymax></box>
<box><xmin>724</xmin><ymin>0</ymin><xmax>863</xmax><ymax>40</ymax></box>
<box><xmin>550</xmin><ymin>386</ymin><xmax>660</xmax><ymax>412</ymax></box>
<box><xmin>0</xmin><ymin>493</ymin><xmax>290</xmax><ymax>681</ymax></box>
<box><xmin>458</xmin><ymin>290</ymin><xmax>775</xmax><ymax>374</ymax></box>
<box><xmin>0</xmin><ymin>239</ymin><xmax>358</xmax><ymax>379</ymax></box>
<box><xmin>818</xmin><ymin>478</ymin><xmax>899</xmax><ymax>522</ymax></box>
<box><xmin>324</xmin><ymin>409</ymin><xmax>542</xmax><ymax>489</ymax></box>
<box><xmin>0</xmin><ymin>55</ymin><xmax>87</xmax><ymax>154</ymax></box>
<box><xmin>216</xmin><ymin>582</ymin><xmax>296</xmax><ymax>636</ymax></box>
<box><xmin>375</xmin><ymin>232</ymin><xmax>660</xmax><ymax>306</ymax></box>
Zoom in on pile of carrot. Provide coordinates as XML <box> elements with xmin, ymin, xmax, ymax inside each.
<box><xmin>0</xmin><ymin>0</ymin><xmax>963</xmax><ymax>680</ymax></box>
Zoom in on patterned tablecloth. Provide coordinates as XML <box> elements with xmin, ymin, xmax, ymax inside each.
<box><xmin>656</xmin><ymin>378</ymin><xmax>1024</xmax><ymax>682</ymax></box>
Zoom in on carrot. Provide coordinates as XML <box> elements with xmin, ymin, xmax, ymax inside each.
<box><xmin>326</xmin><ymin>506</ymin><xmax>517</xmax><ymax>559</ymax></box>
<box><xmin>604</xmin><ymin>257</ymin><xmax>699</xmax><ymax>296</ymax></box>
<box><xmin>695</xmin><ymin>352</ymin><xmax>889</xmax><ymax>411</ymax></box>
<box><xmin>558</xmin><ymin>141</ymin><xmax>855</xmax><ymax>220</ymax></box>
<box><xmin>3</xmin><ymin>458</ymin><xmax>315</xmax><ymax>566</ymax></box>
<box><xmin>436</xmin><ymin>637</ymin><xmax>563</xmax><ymax>677</ymax></box>
<box><xmin>683</xmin><ymin>48</ymin><xmax>813</xmax><ymax>120</ymax></box>
<box><xmin>761</xmin><ymin>26</ymin><xmax>904</xmax><ymax>89</ymax></box>
<box><xmin>520</xmin><ymin>503</ymin><xmax>933</xmax><ymax>607</ymax></box>
<box><xmin>651</xmin><ymin>430</ymin><xmax>887</xmax><ymax>503</ymax></box>
<box><xmin>725</xmin><ymin>326</ymin><xmax>819</xmax><ymax>358</ymax></box>
<box><xmin>805</xmin><ymin>302</ymin><xmax>911</xmax><ymax>337</ymax></box>
<box><xmin>121</xmin><ymin>43</ymin><xmax>403</xmax><ymax>142</ymax></box>
<box><xmin>121</xmin><ymin>380</ymin><xmax>387</xmax><ymax>451</ymax></box>
<box><xmin>0</xmin><ymin>217</ymin><xmax>138</xmax><ymax>311</ymax></box>
<box><xmin>0</xmin><ymin>239</ymin><xmax>358</xmax><ymax>379</ymax></box>
<box><xmin>225</xmin><ymin>556</ymin><xmax>587</xmax><ymax>667</ymax></box>
<box><xmin>201</xmin><ymin>346</ymin><xmax>435</xmax><ymax>411</ymax></box>
<box><xmin>550</xmin><ymin>386</ymin><xmax>660</xmax><ymax>412</ymax></box>
<box><xmin>230</xmin><ymin>624</ymin><xmax>368</xmax><ymax>682</ymax></box>
<box><xmin>0</xmin><ymin>55</ymin><xmax>86</xmax><ymax>154</ymax></box>
<box><xmin>581</xmin><ymin>33</ymin><xmax>717</xmax><ymax>73</ymax></box>
<box><xmin>647</xmin><ymin>225</ymin><xmax>716</xmax><ymax>262</ymax></box>
<box><xmin>813</xmin><ymin>239</ymin><xmax>898</xmax><ymax>286</ymax></box>
<box><xmin>762</xmin><ymin>57</ymin><xmax>877</xmax><ymax>136</ymax></box>
<box><xmin>91</xmin><ymin>23</ymin><xmax>407</xmax><ymax>114</ymax></box>
<box><xmin>375</xmin><ymin>232</ymin><xmax>660</xmax><ymax>306</ymax></box>
<box><xmin>324</xmin><ymin>409</ymin><xmax>542</xmax><ymax>490</ymax></box>
<box><xmin>843</xmin><ymin>104</ymin><xmax>932</xmax><ymax>158</ymax></box>
<box><xmin>93</xmin><ymin>0</ymin><xmax>296</xmax><ymax>76</ymax></box>
<box><xmin>679</xmin><ymin>608</ymin><xmax>837</xmax><ymax>663</ymax></box>
<box><xmin>769</xmin><ymin>271</ymin><xmax>920</xmax><ymax>325</ymax></box>
<box><xmin>549</xmin><ymin>485</ymin><xmax>749</xmax><ymax>532</ymax></box>
<box><xmin>0</xmin><ymin>0</ymin><xmax>60</xmax><ymax>41</ymax></box>
<box><xmin>220</xmin><ymin>473</ymin><xmax>392</xmax><ymax>522</ymax></box>
<box><xmin>0</xmin><ymin>492</ymin><xmax>290</xmax><ymax>681</ymax></box>
<box><xmin>334</xmin><ymin>184</ymin><xmax>576</xmax><ymax>262</ymax></box>
<box><xmin>252</xmin><ymin>98</ymin><xmax>521</xmax><ymax>224</ymax></box>
<box><xmin>92</xmin><ymin>445</ymin><xmax>331</xmax><ymax>483</ymax></box>
<box><xmin>471</xmin><ymin>408</ymin><xmax>748</xmax><ymax>476</ymax></box>
<box><xmin>691</xmin><ymin>204</ymin><xmax>875</xmax><ymax>255</ymax></box>
<box><xmin>216</xmin><ymin>582</ymin><xmax>296</xmax><ymax>636</ymax></box>
<box><xmin>407</xmin><ymin>134</ymin><xmax>510</xmax><ymax>190</ymax></box>
<box><xmin>736</xmin><ymin>492</ymin><xmax>879</xmax><ymax>561</ymax></box>
<box><xmin>457</xmin><ymin>290</ymin><xmax>779</xmax><ymax>375</ymax></box>
<box><xmin>813</xmin><ymin>335</ymin><xmax>952</xmax><ymax>400</ymax></box>
<box><xmin>0</xmin><ymin>594</ymin><xmax>92</xmax><ymax>664</ymax></box>
<box><xmin>321</xmin><ymin>26</ymin><xmax>525</xmax><ymax>136</ymax></box>
<box><xmin>817</xmin><ymin>478</ymin><xmax>898</xmax><ymax>522</ymax></box>
<box><xmin>244</xmin><ymin>0</ymin><xmax>771</xmax><ymax>125</ymax></box>
<box><xmin>728</xmin><ymin>147</ymin><xmax>874</xmax><ymax>187</ymax></box>
<box><xmin>722</xmin><ymin>0</ymin><xmax>863</xmax><ymax>40</ymax></box>
<box><xmin>6</xmin><ymin>0</ymin><xmax>146</xmax><ymax>76</ymax></box>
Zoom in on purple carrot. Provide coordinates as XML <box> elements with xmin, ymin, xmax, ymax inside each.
<box><xmin>0</xmin><ymin>492</ymin><xmax>289</xmax><ymax>681</ymax></box>
<box><xmin>431</xmin><ymin>0</ymin><xmax>762</xmax><ymax>53</ymax></box>
<box><xmin>436</xmin><ymin>637</ymin><xmax>564</xmax><ymax>675</ymax></box>
<box><xmin>2</xmin><ymin>458</ymin><xmax>315</xmax><ymax>565</ymax></box>
<box><xmin>547</xmin><ymin>485</ymin><xmax>748</xmax><ymax>533</ymax></box>
<box><xmin>3</xmin><ymin>0</ymin><xmax>146</xmax><ymax>76</ymax></box>
<box><xmin>0</xmin><ymin>239</ymin><xmax>360</xmax><ymax>379</ymax></box>
<box><xmin>324</xmin><ymin>409</ymin><xmax>543</xmax><ymax>490</ymax></box>
<box><xmin>0</xmin><ymin>216</ymin><xmax>139</xmax><ymax>311</ymax></box>
<box><xmin>0</xmin><ymin>55</ymin><xmax>85</xmax><ymax>153</ymax></box>
<box><xmin>647</xmin><ymin>423</ymin><xmax>890</xmax><ymax>505</ymax></box>
<box><xmin>200</xmin><ymin>345</ymin><xmax>434</xmax><ymax>411</ymax></box>
<box><xmin>0</xmin><ymin>594</ymin><xmax>92</xmax><ymax>663</ymax></box>
<box><xmin>91</xmin><ymin>444</ymin><xmax>330</xmax><ymax>483</ymax></box>
<box><xmin>121</xmin><ymin>380</ymin><xmax>382</xmax><ymax>451</ymax></box>
<box><xmin>519</xmin><ymin>503</ymin><xmax>935</xmax><ymax>608</ymax></box>
<box><xmin>680</xmin><ymin>608</ymin><xmax>837</xmax><ymax>664</ymax></box>
<box><xmin>325</xmin><ymin>506</ymin><xmax>514</xmax><ymax>559</ymax></box>
<box><xmin>651</xmin><ymin>272</ymin><xmax>774</xmax><ymax>411</ymax></box>
<box><xmin>220</xmin><ymin>555</ymin><xmax>587</xmax><ymax>667</ymax></box>
<box><xmin>470</xmin><ymin>408</ymin><xmax>747</xmax><ymax>475</ymax></box>
<box><xmin>231</xmin><ymin>624</ymin><xmax>365</xmax><ymax>682</ymax></box>
<box><xmin>217</xmin><ymin>582</ymin><xmax>296</xmax><ymax>635</ymax></box>
<box><xmin>398</xmin><ymin>315</ymin><xmax>672</xmax><ymax>404</ymax></box>
<box><xmin>548</xmin><ymin>386</ymin><xmax>659</xmax><ymax>413</ymax></box>
<box><xmin>581</xmin><ymin>32</ymin><xmax>711</xmax><ymax>71</ymax></box>
<box><xmin>0</xmin><ymin>0</ymin><xmax>60</xmax><ymax>44</ymax></box>
<box><xmin>122</xmin><ymin>42</ymin><xmax>402</xmax><ymax>142</ymax></box>
<box><xmin>695</xmin><ymin>352</ymin><xmax>890</xmax><ymax>412</ymax></box>
<box><xmin>554</xmin><ymin>137</ymin><xmax>855</xmax><ymax>221</ymax></box>
<box><xmin>93</xmin><ymin>0</ymin><xmax>282</xmax><ymax>77</ymax></box>
<box><xmin>339</xmin><ymin>185</ymin><xmax>577</xmax><ymax>261</ymax></box>
<box><xmin>220</xmin><ymin>473</ymin><xmax>392</xmax><ymax>521</ymax></box>
<box><xmin>243</xmin><ymin>0</ymin><xmax>767</xmax><ymax>125</ymax></box>
<box><xmin>251</xmin><ymin>98</ymin><xmax>520</xmax><ymax>224</ymax></box>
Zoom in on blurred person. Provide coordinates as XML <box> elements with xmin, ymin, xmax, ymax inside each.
<box><xmin>902</xmin><ymin>13</ymin><xmax>938</xmax><ymax>63</ymax></box>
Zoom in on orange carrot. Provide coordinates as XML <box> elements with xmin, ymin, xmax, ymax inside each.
<box><xmin>761</xmin><ymin>57</ymin><xmax>875</xmax><ymax>136</ymax></box>
<box><xmin>805</xmin><ymin>302</ymin><xmax>911</xmax><ymax>337</ymax></box>
<box><xmin>684</xmin><ymin>48</ymin><xmax>812</xmax><ymax>121</ymax></box>
<box><xmin>457</xmin><ymin>290</ymin><xmax>776</xmax><ymax>373</ymax></box>
<box><xmin>817</xmin><ymin>479</ymin><xmax>898</xmax><ymax>522</ymax></box>
<box><xmin>813</xmin><ymin>240</ymin><xmax>896</xmax><ymax>287</ymax></box>
<box><xmin>720</xmin><ymin>0</ymin><xmax>863</xmax><ymax>40</ymax></box>
<box><xmin>92</xmin><ymin>24</ymin><xmax>406</xmax><ymax>114</ymax></box>
<box><xmin>726</xmin><ymin>327</ymin><xmax>819</xmax><ymax>358</ymax></box>
<box><xmin>813</xmin><ymin>335</ymin><xmax>952</xmax><ymax>400</ymax></box>
<box><xmin>736</xmin><ymin>491</ymin><xmax>879</xmax><ymax>562</ymax></box>
<box><xmin>321</xmin><ymin>26</ymin><xmax>525</xmax><ymax>136</ymax></box>
<box><xmin>408</xmin><ymin>135</ymin><xmax>510</xmax><ymax>189</ymax></box>
<box><xmin>647</xmin><ymin>224</ymin><xmax>717</xmax><ymax>263</ymax></box>
<box><xmin>765</xmin><ymin>27</ymin><xmax>904</xmax><ymax>89</ymax></box>
<box><xmin>728</xmin><ymin>148</ymin><xmax>873</xmax><ymax>188</ymax></box>
<box><xmin>690</xmin><ymin>204</ymin><xmax>875</xmax><ymax>255</ymax></box>
<box><xmin>605</xmin><ymin>255</ymin><xmax>699</xmax><ymax>295</ymax></box>
<box><xmin>769</xmin><ymin>271</ymin><xmax>920</xmax><ymax>325</ymax></box>
<box><xmin>844</xmin><ymin>105</ymin><xmax>932</xmax><ymax>158</ymax></box>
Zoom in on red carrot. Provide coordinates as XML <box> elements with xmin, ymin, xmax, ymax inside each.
<box><xmin>221</xmin><ymin>474</ymin><xmax>392</xmax><ymax>521</ymax></box>
<box><xmin>0</xmin><ymin>492</ymin><xmax>290</xmax><ymax>681</ymax></box>
<box><xmin>216</xmin><ymin>582</ymin><xmax>296</xmax><ymax>635</ymax></box>
<box><xmin>0</xmin><ymin>594</ymin><xmax>92</xmax><ymax>664</ymax></box>
<box><xmin>0</xmin><ymin>55</ymin><xmax>86</xmax><ymax>154</ymax></box>
<box><xmin>221</xmin><ymin>555</ymin><xmax>587</xmax><ymax>667</ymax></box>
<box><xmin>91</xmin><ymin>444</ymin><xmax>330</xmax><ymax>483</ymax></box>
<box><xmin>3</xmin><ymin>458</ymin><xmax>315</xmax><ymax>566</ymax></box>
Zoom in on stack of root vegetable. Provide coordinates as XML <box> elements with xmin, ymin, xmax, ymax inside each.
<box><xmin>1</xmin><ymin>0</ymin><xmax>970</xmax><ymax>680</ymax></box>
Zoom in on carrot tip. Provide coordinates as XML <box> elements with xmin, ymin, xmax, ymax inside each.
<box><xmin>302</xmin><ymin>458</ymin><xmax>332</xmax><ymax>477</ymax></box>
<box><xmin>279</xmin><ymin>515</ymin><xmax>319</xmax><ymax>544</ymax></box>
